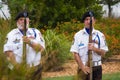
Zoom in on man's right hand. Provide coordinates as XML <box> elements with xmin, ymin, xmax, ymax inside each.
<box><xmin>81</xmin><ymin>65</ymin><xmax>90</xmax><ymax>74</ymax></box>
<box><xmin>5</xmin><ymin>51</ymin><xmax>17</xmax><ymax>65</ymax></box>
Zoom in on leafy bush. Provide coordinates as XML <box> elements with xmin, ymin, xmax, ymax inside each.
<box><xmin>42</xmin><ymin>29</ymin><xmax>72</xmax><ymax>71</ymax></box>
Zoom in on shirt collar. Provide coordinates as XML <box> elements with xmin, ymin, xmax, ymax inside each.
<box><xmin>83</xmin><ymin>27</ymin><xmax>96</xmax><ymax>35</ymax></box>
<box><xmin>16</xmin><ymin>28</ymin><xmax>31</xmax><ymax>35</ymax></box>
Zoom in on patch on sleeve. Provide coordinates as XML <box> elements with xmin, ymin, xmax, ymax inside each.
<box><xmin>5</xmin><ymin>37</ymin><xmax>8</xmax><ymax>43</ymax></box>
<box><xmin>104</xmin><ymin>39</ymin><xmax>107</xmax><ymax>46</ymax></box>
<box><xmin>39</xmin><ymin>33</ymin><xmax>44</xmax><ymax>42</ymax></box>
<box><xmin>72</xmin><ymin>38</ymin><xmax>75</xmax><ymax>45</ymax></box>
<box><xmin>102</xmin><ymin>35</ymin><xmax>105</xmax><ymax>40</ymax></box>
<box><xmin>40</xmin><ymin>37</ymin><xmax>44</xmax><ymax>42</ymax></box>
<box><xmin>102</xmin><ymin>35</ymin><xmax>107</xmax><ymax>45</ymax></box>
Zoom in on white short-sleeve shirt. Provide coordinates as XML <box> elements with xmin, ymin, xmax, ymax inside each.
<box><xmin>4</xmin><ymin>28</ymin><xmax>45</xmax><ymax>67</ymax></box>
<box><xmin>70</xmin><ymin>28</ymin><xmax>108</xmax><ymax>65</ymax></box>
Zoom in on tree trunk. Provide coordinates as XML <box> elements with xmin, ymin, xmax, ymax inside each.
<box><xmin>108</xmin><ymin>3</ymin><xmax>112</xmax><ymax>17</ymax></box>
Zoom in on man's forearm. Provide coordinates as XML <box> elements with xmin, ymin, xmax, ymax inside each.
<box><xmin>29</xmin><ymin>41</ymin><xmax>44</xmax><ymax>52</ymax></box>
<box><xmin>93</xmin><ymin>47</ymin><xmax>106</xmax><ymax>56</ymax></box>
<box><xmin>23</xmin><ymin>36</ymin><xmax>45</xmax><ymax>52</ymax></box>
<box><xmin>74</xmin><ymin>52</ymin><xmax>84</xmax><ymax>68</ymax></box>
<box><xmin>5</xmin><ymin>51</ymin><xmax>17</xmax><ymax>65</ymax></box>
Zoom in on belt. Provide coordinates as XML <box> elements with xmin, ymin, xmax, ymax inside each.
<box><xmin>93</xmin><ymin>60</ymin><xmax>101</xmax><ymax>66</ymax></box>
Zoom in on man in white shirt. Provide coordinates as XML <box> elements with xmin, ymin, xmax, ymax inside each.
<box><xmin>4</xmin><ymin>11</ymin><xmax>45</xmax><ymax>80</ymax></box>
<box><xmin>70</xmin><ymin>11</ymin><xmax>108</xmax><ymax>80</ymax></box>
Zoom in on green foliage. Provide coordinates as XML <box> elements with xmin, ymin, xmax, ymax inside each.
<box><xmin>4</xmin><ymin>0</ymin><xmax>103</xmax><ymax>28</ymax></box>
<box><xmin>55</xmin><ymin>21</ymin><xmax>84</xmax><ymax>41</ymax></box>
<box><xmin>40</xmin><ymin>0</ymin><xmax>103</xmax><ymax>28</ymax></box>
<box><xmin>0</xmin><ymin>19</ymin><xmax>10</xmax><ymax>51</ymax></box>
<box><xmin>5</xmin><ymin>0</ymin><xmax>44</xmax><ymax>28</ymax></box>
<box><xmin>42</xmin><ymin>29</ymin><xmax>72</xmax><ymax>71</ymax></box>
<box><xmin>0</xmin><ymin>19</ymin><xmax>9</xmax><ymax>79</ymax></box>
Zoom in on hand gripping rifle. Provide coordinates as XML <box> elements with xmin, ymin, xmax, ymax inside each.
<box><xmin>88</xmin><ymin>11</ymin><xmax>93</xmax><ymax>80</ymax></box>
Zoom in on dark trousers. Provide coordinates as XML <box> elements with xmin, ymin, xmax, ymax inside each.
<box><xmin>77</xmin><ymin>66</ymin><xmax>102</xmax><ymax>80</ymax></box>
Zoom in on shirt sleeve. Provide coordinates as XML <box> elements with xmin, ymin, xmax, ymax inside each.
<box><xmin>4</xmin><ymin>33</ymin><xmax>15</xmax><ymax>52</ymax></box>
<box><xmin>34</xmin><ymin>29</ymin><xmax>45</xmax><ymax>49</ymax></box>
<box><xmin>100</xmin><ymin>34</ymin><xmax>108</xmax><ymax>52</ymax></box>
<box><xmin>70</xmin><ymin>34</ymin><xmax>79</xmax><ymax>53</ymax></box>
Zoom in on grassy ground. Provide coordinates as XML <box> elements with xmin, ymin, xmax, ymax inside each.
<box><xmin>103</xmin><ymin>72</ymin><xmax>120</xmax><ymax>80</ymax></box>
<box><xmin>44</xmin><ymin>72</ymin><xmax>120</xmax><ymax>80</ymax></box>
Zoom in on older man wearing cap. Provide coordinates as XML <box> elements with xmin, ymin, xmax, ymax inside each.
<box><xmin>70</xmin><ymin>11</ymin><xmax>108</xmax><ymax>80</ymax></box>
<box><xmin>4</xmin><ymin>11</ymin><xmax>45</xmax><ymax>80</ymax></box>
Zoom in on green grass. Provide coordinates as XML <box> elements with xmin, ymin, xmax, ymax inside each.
<box><xmin>103</xmin><ymin>72</ymin><xmax>120</xmax><ymax>80</ymax></box>
<box><xmin>44</xmin><ymin>72</ymin><xmax>120</xmax><ymax>80</ymax></box>
<box><xmin>44</xmin><ymin>76</ymin><xmax>74</xmax><ymax>80</ymax></box>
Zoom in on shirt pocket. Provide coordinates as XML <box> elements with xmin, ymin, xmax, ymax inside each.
<box><xmin>13</xmin><ymin>43</ymin><xmax>23</xmax><ymax>57</ymax></box>
<box><xmin>78</xmin><ymin>46</ymin><xmax>88</xmax><ymax>57</ymax></box>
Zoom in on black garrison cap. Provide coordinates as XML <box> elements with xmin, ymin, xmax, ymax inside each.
<box><xmin>81</xmin><ymin>11</ymin><xmax>94</xmax><ymax>23</ymax></box>
<box><xmin>15</xmin><ymin>11</ymin><xmax>29</xmax><ymax>21</ymax></box>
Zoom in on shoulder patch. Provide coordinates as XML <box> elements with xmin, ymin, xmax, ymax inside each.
<box><xmin>39</xmin><ymin>33</ymin><xmax>44</xmax><ymax>42</ymax></box>
<box><xmin>102</xmin><ymin>35</ymin><xmax>105</xmax><ymax>40</ymax></box>
<box><xmin>72</xmin><ymin>38</ymin><xmax>75</xmax><ymax>45</ymax></box>
<box><xmin>5</xmin><ymin>37</ymin><xmax>8</xmax><ymax>44</ymax></box>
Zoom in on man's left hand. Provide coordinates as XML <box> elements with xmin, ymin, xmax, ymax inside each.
<box><xmin>88</xmin><ymin>43</ymin><xmax>94</xmax><ymax>51</ymax></box>
<box><xmin>22</xmin><ymin>36</ymin><xmax>31</xmax><ymax>44</ymax></box>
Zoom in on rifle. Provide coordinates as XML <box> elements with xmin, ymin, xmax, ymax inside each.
<box><xmin>22</xmin><ymin>4</ymin><xmax>27</xmax><ymax>66</ymax></box>
<box><xmin>88</xmin><ymin>11</ymin><xmax>93</xmax><ymax>80</ymax></box>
